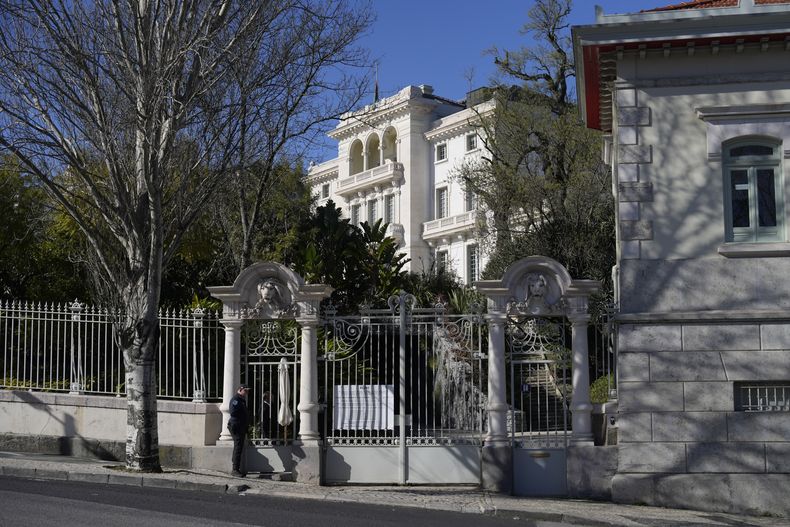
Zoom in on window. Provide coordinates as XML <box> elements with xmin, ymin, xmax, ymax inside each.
<box><xmin>735</xmin><ymin>382</ymin><xmax>790</xmax><ymax>412</ymax></box>
<box><xmin>368</xmin><ymin>199</ymin><xmax>378</xmax><ymax>224</ymax></box>
<box><xmin>384</xmin><ymin>195</ymin><xmax>395</xmax><ymax>224</ymax></box>
<box><xmin>436</xmin><ymin>143</ymin><xmax>447</xmax><ymax>162</ymax></box>
<box><xmin>435</xmin><ymin>187</ymin><xmax>448</xmax><ymax>219</ymax></box>
<box><xmin>466</xmin><ymin>134</ymin><xmax>477</xmax><ymax>152</ymax></box>
<box><xmin>467</xmin><ymin>245</ymin><xmax>479</xmax><ymax>283</ymax></box>
<box><xmin>465</xmin><ymin>190</ymin><xmax>476</xmax><ymax>212</ymax></box>
<box><xmin>321</xmin><ymin>184</ymin><xmax>330</xmax><ymax>199</ymax></box>
<box><xmin>436</xmin><ymin>251</ymin><xmax>448</xmax><ymax>272</ymax></box>
<box><xmin>723</xmin><ymin>139</ymin><xmax>783</xmax><ymax>242</ymax></box>
<box><xmin>351</xmin><ymin>204</ymin><xmax>360</xmax><ymax>225</ymax></box>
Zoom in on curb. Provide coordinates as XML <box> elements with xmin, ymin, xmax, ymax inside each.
<box><xmin>1</xmin><ymin>463</ymin><xmax>784</xmax><ymax>527</ymax></box>
<box><xmin>491</xmin><ymin>508</ymin><xmax>627</xmax><ymax>527</ymax></box>
<box><xmin>1</xmin><ymin>465</ymin><xmax>236</xmax><ymax>495</ymax></box>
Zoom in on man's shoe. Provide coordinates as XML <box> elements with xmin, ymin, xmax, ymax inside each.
<box><xmin>231</xmin><ymin>470</ymin><xmax>244</xmax><ymax>477</ymax></box>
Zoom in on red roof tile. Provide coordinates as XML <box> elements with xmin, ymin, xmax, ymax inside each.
<box><xmin>646</xmin><ymin>0</ymin><xmax>790</xmax><ymax>12</ymax></box>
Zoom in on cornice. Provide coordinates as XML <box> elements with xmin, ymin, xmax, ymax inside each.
<box><xmin>306</xmin><ymin>159</ymin><xmax>339</xmax><ymax>183</ymax></box>
<box><xmin>329</xmin><ymin>97</ymin><xmax>439</xmax><ymax>141</ymax></box>
<box><xmin>697</xmin><ymin>102</ymin><xmax>790</xmax><ymax>121</ymax></box>
<box><xmin>424</xmin><ymin>102</ymin><xmax>494</xmax><ymax>143</ymax></box>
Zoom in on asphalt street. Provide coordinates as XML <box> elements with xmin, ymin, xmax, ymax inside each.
<box><xmin>0</xmin><ymin>477</ymin><xmax>573</xmax><ymax>527</ymax></box>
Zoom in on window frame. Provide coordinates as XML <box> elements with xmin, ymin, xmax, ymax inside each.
<box><xmin>436</xmin><ymin>250</ymin><xmax>448</xmax><ymax>273</ymax></box>
<box><xmin>384</xmin><ymin>194</ymin><xmax>395</xmax><ymax>224</ymax></box>
<box><xmin>435</xmin><ymin>187</ymin><xmax>448</xmax><ymax>219</ymax></box>
<box><xmin>465</xmin><ymin>133</ymin><xmax>478</xmax><ymax>152</ymax></box>
<box><xmin>435</xmin><ymin>143</ymin><xmax>447</xmax><ymax>162</ymax></box>
<box><xmin>351</xmin><ymin>204</ymin><xmax>361</xmax><ymax>226</ymax></box>
<box><xmin>464</xmin><ymin>190</ymin><xmax>476</xmax><ymax>212</ymax></box>
<box><xmin>321</xmin><ymin>183</ymin><xmax>330</xmax><ymax>199</ymax></box>
<box><xmin>722</xmin><ymin>137</ymin><xmax>784</xmax><ymax>243</ymax></box>
<box><xmin>467</xmin><ymin>244</ymin><xmax>479</xmax><ymax>284</ymax></box>
<box><xmin>367</xmin><ymin>199</ymin><xmax>378</xmax><ymax>225</ymax></box>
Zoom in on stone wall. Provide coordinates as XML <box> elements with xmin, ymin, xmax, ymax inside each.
<box><xmin>613</xmin><ymin>321</ymin><xmax>790</xmax><ymax>516</ymax></box>
<box><xmin>0</xmin><ymin>390</ymin><xmax>222</xmax><ymax>447</ymax></box>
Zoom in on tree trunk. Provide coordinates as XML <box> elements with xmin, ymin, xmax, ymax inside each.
<box><xmin>120</xmin><ymin>292</ymin><xmax>162</xmax><ymax>472</ymax></box>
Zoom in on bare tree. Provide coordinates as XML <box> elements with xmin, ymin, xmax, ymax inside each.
<box><xmin>453</xmin><ymin>0</ymin><xmax>614</xmax><ymax>285</ymax></box>
<box><xmin>0</xmin><ymin>0</ymin><xmax>367</xmax><ymax>471</ymax></box>
<box><xmin>211</xmin><ymin>1</ymin><xmax>372</xmax><ymax>273</ymax></box>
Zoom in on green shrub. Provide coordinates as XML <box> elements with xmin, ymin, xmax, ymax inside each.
<box><xmin>590</xmin><ymin>373</ymin><xmax>614</xmax><ymax>404</ymax></box>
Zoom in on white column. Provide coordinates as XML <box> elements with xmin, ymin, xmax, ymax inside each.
<box><xmin>218</xmin><ymin>319</ymin><xmax>243</xmax><ymax>442</ymax></box>
<box><xmin>484</xmin><ymin>310</ymin><xmax>509</xmax><ymax>446</ymax></box>
<box><xmin>296</xmin><ymin>318</ymin><xmax>321</xmax><ymax>442</ymax></box>
<box><xmin>568</xmin><ymin>297</ymin><xmax>594</xmax><ymax>443</ymax></box>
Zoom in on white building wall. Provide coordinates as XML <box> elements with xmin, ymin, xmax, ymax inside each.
<box><xmin>309</xmin><ymin>85</ymin><xmax>490</xmax><ymax>283</ymax></box>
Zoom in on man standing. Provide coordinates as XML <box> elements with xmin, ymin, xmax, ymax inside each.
<box><xmin>228</xmin><ymin>384</ymin><xmax>250</xmax><ymax>477</ymax></box>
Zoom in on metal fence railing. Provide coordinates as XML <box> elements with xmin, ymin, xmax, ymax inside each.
<box><xmin>735</xmin><ymin>382</ymin><xmax>790</xmax><ymax>412</ymax></box>
<box><xmin>0</xmin><ymin>300</ymin><xmax>224</xmax><ymax>401</ymax></box>
<box><xmin>590</xmin><ymin>301</ymin><xmax>618</xmax><ymax>403</ymax></box>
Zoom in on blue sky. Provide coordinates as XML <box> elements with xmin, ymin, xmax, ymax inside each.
<box><xmin>361</xmin><ymin>0</ymin><xmax>662</xmax><ymax>102</ymax></box>
<box><xmin>311</xmin><ymin>1</ymin><xmax>662</xmax><ymax>162</ymax></box>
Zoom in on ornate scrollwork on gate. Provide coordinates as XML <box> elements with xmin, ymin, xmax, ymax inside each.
<box><xmin>320</xmin><ymin>302</ymin><xmax>370</xmax><ymax>360</ymax></box>
<box><xmin>244</xmin><ymin>320</ymin><xmax>298</xmax><ymax>356</ymax></box>
<box><xmin>506</xmin><ymin>317</ymin><xmax>566</xmax><ymax>357</ymax></box>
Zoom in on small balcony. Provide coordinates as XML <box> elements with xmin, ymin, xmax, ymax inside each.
<box><xmin>422</xmin><ymin>211</ymin><xmax>482</xmax><ymax>242</ymax></box>
<box><xmin>337</xmin><ymin>161</ymin><xmax>404</xmax><ymax>197</ymax></box>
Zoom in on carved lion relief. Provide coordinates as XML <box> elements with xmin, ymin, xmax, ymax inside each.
<box><xmin>238</xmin><ymin>278</ymin><xmax>296</xmax><ymax>319</ymax></box>
<box><xmin>507</xmin><ymin>272</ymin><xmax>562</xmax><ymax>317</ymax></box>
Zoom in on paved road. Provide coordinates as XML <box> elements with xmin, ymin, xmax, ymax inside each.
<box><xmin>0</xmin><ymin>476</ymin><xmax>575</xmax><ymax>527</ymax></box>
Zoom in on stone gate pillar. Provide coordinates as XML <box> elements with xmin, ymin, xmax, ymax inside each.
<box><xmin>482</xmin><ymin>307</ymin><xmax>512</xmax><ymax>493</ymax></box>
<box><xmin>475</xmin><ymin>282</ymin><xmax>513</xmax><ymax>493</ymax></box>
<box><xmin>292</xmin><ymin>313</ymin><xmax>325</xmax><ymax>485</ymax></box>
<box><xmin>218</xmin><ymin>319</ymin><xmax>243</xmax><ymax>442</ymax></box>
<box><xmin>297</xmin><ymin>318</ymin><xmax>320</xmax><ymax>441</ymax></box>
<box><xmin>476</xmin><ymin>256</ymin><xmax>600</xmax><ymax>494</ymax></box>
<box><xmin>208</xmin><ymin>262</ymin><xmax>332</xmax><ymax>477</ymax></box>
<box><xmin>567</xmin><ymin>294</ymin><xmax>594</xmax><ymax>443</ymax></box>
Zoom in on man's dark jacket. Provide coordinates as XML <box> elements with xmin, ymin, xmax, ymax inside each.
<box><xmin>229</xmin><ymin>393</ymin><xmax>249</xmax><ymax>432</ymax></box>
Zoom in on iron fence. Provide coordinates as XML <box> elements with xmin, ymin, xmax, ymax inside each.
<box><xmin>319</xmin><ymin>299</ymin><xmax>488</xmax><ymax>447</ymax></box>
<box><xmin>0</xmin><ymin>300</ymin><xmax>224</xmax><ymax>400</ymax></box>
<box><xmin>589</xmin><ymin>300</ymin><xmax>618</xmax><ymax>403</ymax></box>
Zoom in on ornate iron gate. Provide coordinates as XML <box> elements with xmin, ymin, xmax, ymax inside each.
<box><xmin>242</xmin><ymin>320</ymin><xmax>300</xmax><ymax>445</ymax></box>
<box><xmin>319</xmin><ymin>293</ymin><xmax>487</xmax><ymax>484</ymax></box>
<box><xmin>507</xmin><ymin>315</ymin><xmax>571</xmax><ymax>496</ymax></box>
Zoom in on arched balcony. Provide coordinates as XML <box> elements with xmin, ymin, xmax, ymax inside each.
<box><xmin>349</xmin><ymin>139</ymin><xmax>364</xmax><ymax>175</ymax></box>
<box><xmin>366</xmin><ymin>134</ymin><xmax>381</xmax><ymax>170</ymax></box>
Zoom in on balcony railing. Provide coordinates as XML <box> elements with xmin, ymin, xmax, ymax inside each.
<box><xmin>422</xmin><ymin>210</ymin><xmax>481</xmax><ymax>241</ymax></box>
<box><xmin>337</xmin><ymin>161</ymin><xmax>404</xmax><ymax>196</ymax></box>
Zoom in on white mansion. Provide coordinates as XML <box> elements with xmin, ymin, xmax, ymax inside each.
<box><xmin>307</xmin><ymin>85</ymin><xmax>493</xmax><ymax>285</ymax></box>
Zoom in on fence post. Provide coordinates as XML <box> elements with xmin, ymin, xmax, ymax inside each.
<box><xmin>388</xmin><ymin>291</ymin><xmax>415</xmax><ymax>485</ymax></box>
<box><xmin>191</xmin><ymin>308</ymin><xmax>206</xmax><ymax>403</ymax></box>
<box><xmin>69</xmin><ymin>300</ymin><xmax>84</xmax><ymax>394</ymax></box>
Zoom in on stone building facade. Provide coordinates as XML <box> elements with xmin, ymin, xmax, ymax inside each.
<box><xmin>574</xmin><ymin>0</ymin><xmax>790</xmax><ymax>516</ymax></box>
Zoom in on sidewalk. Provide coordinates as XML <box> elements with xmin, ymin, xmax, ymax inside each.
<box><xmin>0</xmin><ymin>452</ymin><xmax>785</xmax><ymax>527</ymax></box>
